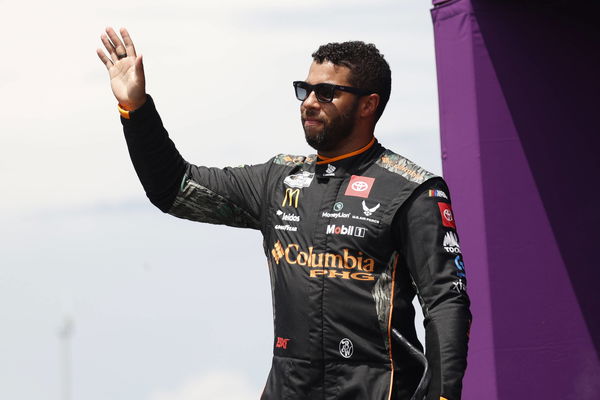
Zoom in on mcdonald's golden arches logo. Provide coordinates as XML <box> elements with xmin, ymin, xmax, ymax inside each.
<box><xmin>282</xmin><ymin>188</ymin><xmax>300</xmax><ymax>208</ymax></box>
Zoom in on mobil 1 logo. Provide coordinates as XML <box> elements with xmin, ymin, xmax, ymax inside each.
<box><xmin>326</xmin><ymin>224</ymin><xmax>367</xmax><ymax>238</ymax></box>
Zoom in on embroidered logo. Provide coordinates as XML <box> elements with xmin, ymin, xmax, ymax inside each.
<box><xmin>344</xmin><ymin>175</ymin><xmax>375</xmax><ymax>198</ymax></box>
<box><xmin>324</xmin><ymin>164</ymin><xmax>336</xmax><ymax>176</ymax></box>
<box><xmin>276</xmin><ymin>337</ymin><xmax>290</xmax><ymax>349</ymax></box>
<box><xmin>282</xmin><ymin>188</ymin><xmax>300</xmax><ymax>208</ymax></box>
<box><xmin>428</xmin><ymin>189</ymin><xmax>448</xmax><ymax>199</ymax></box>
<box><xmin>443</xmin><ymin>231</ymin><xmax>461</xmax><ymax>254</ymax></box>
<box><xmin>438</xmin><ymin>202</ymin><xmax>456</xmax><ymax>228</ymax></box>
<box><xmin>283</xmin><ymin>171</ymin><xmax>314</xmax><ymax>188</ymax></box>
<box><xmin>362</xmin><ymin>201</ymin><xmax>380</xmax><ymax>217</ymax></box>
<box><xmin>339</xmin><ymin>338</ymin><xmax>354</xmax><ymax>358</ymax></box>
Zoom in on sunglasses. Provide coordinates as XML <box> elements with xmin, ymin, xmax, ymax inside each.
<box><xmin>293</xmin><ymin>81</ymin><xmax>372</xmax><ymax>103</ymax></box>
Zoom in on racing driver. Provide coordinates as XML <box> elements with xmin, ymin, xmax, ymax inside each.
<box><xmin>97</xmin><ymin>27</ymin><xmax>471</xmax><ymax>400</ymax></box>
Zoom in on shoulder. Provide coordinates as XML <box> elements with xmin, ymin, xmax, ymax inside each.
<box><xmin>272</xmin><ymin>153</ymin><xmax>317</xmax><ymax>167</ymax></box>
<box><xmin>374</xmin><ymin>148</ymin><xmax>438</xmax><ymax>185</ymax></box>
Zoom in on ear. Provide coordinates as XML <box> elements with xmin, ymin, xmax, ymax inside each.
<box><xmin>359</xmin><ymin>94</ymin><xmax>380</xmax><ymax>119</ymax></box>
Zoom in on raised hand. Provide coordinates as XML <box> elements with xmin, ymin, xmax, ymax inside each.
<box><xmin>97</xmin><ymin>27</ymin><xmax>147</xmax><ymax>110</ymax></box>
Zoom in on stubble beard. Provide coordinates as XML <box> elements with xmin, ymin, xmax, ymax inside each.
<box><xmin>303</xmin><ymin>100</ymin><xmax>359</xmax><ymax>152</ymax></box>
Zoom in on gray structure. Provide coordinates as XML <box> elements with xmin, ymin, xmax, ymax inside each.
<box><xmin>430</xmin><ymin>0</ymin><xmax>600</xmax><ymax>398</ymax></box>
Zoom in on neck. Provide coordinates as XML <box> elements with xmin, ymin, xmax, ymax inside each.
<box><xmin>317</xmin><ymin>136</ymin><xmax>376</xmax><ymax>164</ymax></box>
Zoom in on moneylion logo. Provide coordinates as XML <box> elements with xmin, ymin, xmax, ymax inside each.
<box><xmin>282</xmin><ymin>188</ymin><xmax>300</xmax><ymax>208</ymax></box>
<box><xmin>270</xmin><ymin>241</ymin><xmax>375</xmax><ymax>281</ymax></box>
<box><xmin>443</xmin><ymin>231</ymin><xmax>461</xmax><ymax>253</ymax></box>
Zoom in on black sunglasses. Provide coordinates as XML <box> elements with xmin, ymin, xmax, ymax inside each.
<box><xmin>293</xmin><ymin>81</ymin><xmax>372</xmax><ymax>103</ymax></box>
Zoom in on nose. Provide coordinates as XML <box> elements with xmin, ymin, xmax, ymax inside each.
<box><xmin>301</xmin><ymin>90</ymin><xmax>321</xmax><ymax>111</ymax></box>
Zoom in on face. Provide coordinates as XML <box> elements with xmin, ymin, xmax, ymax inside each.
<box><xmin>300</xmin><ymin>61</ymin><xmax>360</xmax><ymax>152</ymax></box>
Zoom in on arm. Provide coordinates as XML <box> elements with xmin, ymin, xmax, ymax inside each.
<box><xmin>395</xmin><ymin>178</ymin><xmax>471</xmax><ymax>400</ymax></box>
<box><xmin>98</xmin><ymin>28</ymin><xmax>269</xmax><ymax>228</ymax></box>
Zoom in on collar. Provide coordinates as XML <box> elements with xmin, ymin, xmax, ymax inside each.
<box><xmin>313</xmin><ymin>138</ymin><xmax>382</xmax><ymax>178</ymax></box>
<box><xmin>316</xmin><ymin>137</ymin><xmax>376</xmax><ymax>165</ymax></box>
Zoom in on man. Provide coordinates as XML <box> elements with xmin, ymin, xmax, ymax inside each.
<box><xmin>97</xmin><ymin>27</ymin><xmax>471</xmax><ymax>400</ymax></box>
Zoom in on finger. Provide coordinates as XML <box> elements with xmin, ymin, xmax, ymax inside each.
<box><xmin>96</xmin><ymin>48</ymin><xmax>114</xmax><ymax>70</ymax></box>
<box><xmin>105</xmin><ymin>27</ymin><xmax>127</xmax><ymax>60</ymax></box>
<box><xmin>135</xmin><ymin>54</ymin><xmax>144</xmax><ymax>75</ymax></box>
<box><xmin>101</xmin><ymin>33</ymin><xmax>119</xmax><ymax>63</ymax></box>
<box><xmin>120</xmin><ymin>27</ymin><xmax>137</xmax><ymax>58</ymax></box>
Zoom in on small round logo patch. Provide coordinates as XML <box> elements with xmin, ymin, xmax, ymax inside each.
<box><xmin>339</xmin><ymin>338</ymin><xmax>354</xmax><ymax>358</ymax></box>
<box><xmin>443</xmin><ymin>209</ymin><xmax>454</xmax><ymax>222</ymax></box>
<box><xmin>333</xmin><ymin>202</ymin><xmax>344</xmax><ymax>212</ymax></box>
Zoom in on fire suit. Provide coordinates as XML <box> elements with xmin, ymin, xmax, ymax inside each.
<box><xmin>120</xmin><ymin>95</ymin><xmax>471</xmax><ymax>400</ymax></box>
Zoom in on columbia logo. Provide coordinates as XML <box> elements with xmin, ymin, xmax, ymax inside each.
<box><xmin>272</xmin><ymin>241</ymin><xmax>285</xmax><ymax>264</ymax></box>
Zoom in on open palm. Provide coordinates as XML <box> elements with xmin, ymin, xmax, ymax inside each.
<box><xmin>97</xmin><ymin>27</ymin><xmax>146</xmax><ymax>110</ymax></box>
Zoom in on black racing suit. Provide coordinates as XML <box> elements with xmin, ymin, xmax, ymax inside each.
<box><xmin>121</xmin><ymin>96</ymin><xmax>471</xmax><ymax>400</ymax></box>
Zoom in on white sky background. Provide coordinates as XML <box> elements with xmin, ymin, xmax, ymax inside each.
<box><xmin>0</xmin><ymin>1</ymin><xmax>441</xmax><ymax>399</ymax></box>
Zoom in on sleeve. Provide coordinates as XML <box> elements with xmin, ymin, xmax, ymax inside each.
<box><xmin>394</xmin><ymin>178</ymin><xmax>472</xmax><ymax>400</ymax></box>
<box><xmin>121</xmin><ymin>95</ymin><xmax>270</xmax><ymax>230</ymax></box>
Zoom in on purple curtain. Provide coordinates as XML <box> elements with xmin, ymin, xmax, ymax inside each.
<box><xmin>431</xmin><ymin>0</ymin><xmax>600</xmax><ymax>398</ymax></box>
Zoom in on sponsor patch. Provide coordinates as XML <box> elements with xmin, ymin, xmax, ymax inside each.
<box><xmin>276</xmin><ymin>337</ymin><xmax>290</xmax><ymax>349</ymax></box>
<box><xmin>322</xmin><ymin>211</ymin><xmax>351</xmax><ymax>219</ymax></box>
<box><xmin>361</xmin><ymin>201</ymin><xmax>380</xmax><ymax>217</ymax></box>
<box><xmin>438</xmin><ymin>202</ymin><xmax>456</xmax><ymax>228</ymax></box>
<box><xmin>324</xmin><ymin>164</ymin><xmax>336</xmax><ymax>177</ymax></box>
<box><xmin>270</xmin><ymin>242</ymin><xmax>375</xmax><ymax>281</ymax></box>
<box><xmin>454</xmin><ymin>255</ymin><xmax>466</xmax><ymax>278</ymax></box>
<box><xmin>339</xmin><ymin>338</ymin><xmax>354</xmax><ymax>358</ymax></box>
<box><xmin>452</xmin><ymin>279</ymin><xmax>467</xmax><ymax>293</ymax></box>
<box><xmin>276</xmin><ymin>210</ymin><xmax>300</xmax><ymax>222</ymax></box>
<box><xmin>443</xmin><ymin>231</ymin><xmax>461</xmax><ymax>253</ymax></box>
<box><xmin>428</xmin><ymin>189</ymin><xmax>448</xmax><ymax>199</ymax></box>
<box><xmin>326</xmin><ymin>224</ymin><xmax>367</xmax><ymax>238</ymax></box>
<box><xmin>271</xmin><ymin>241</ymin><xmax>285</xmax><ymax>263</ymax></box>
<box><xmin>275</xmin><ymin>224</ymin><xmax>298</xmax><ymax>232</ymax></box>
<box><xmin>344</xmin><ymin>175</ymin><xmax>375</xmax><ymax>198</ymax></box>
<box><xmin>333</xmin><ymin>202</ymin><xmax>344</xmax><ymax>212</ymax></box>
<box><xmin>282</xmin><ymin>188</ymin><xmax>300</xmax><ymax>208</ymax></box>
<box><xmin>284</xmin><ymin>171</ymin><xmax>314</xmax><ymax>188</ymax></box>
<box><xmin>351</xmin><ymin>214</ymin><xmax>380</xmax><ymax>224</ymax></box>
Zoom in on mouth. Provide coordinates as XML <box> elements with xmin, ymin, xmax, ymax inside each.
<box><xmin>302</xmin><ymin>116</ymin><xmax>324</xmax><ymax>128</ymax></box>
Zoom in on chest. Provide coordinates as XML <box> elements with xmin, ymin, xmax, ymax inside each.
<box><xmin>266</xmin><ymin>169</ymin><xmax>401</xmax><ymax>264</ymax></box>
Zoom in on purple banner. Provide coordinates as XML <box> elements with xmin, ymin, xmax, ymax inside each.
<box><xmin>431</xmin><ymin>0</ymin><xmax>600</xmax><ymax>399</ymax></box>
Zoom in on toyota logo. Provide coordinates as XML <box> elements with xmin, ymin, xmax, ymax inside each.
<box><xmin>351</xmin><ymin>181</ymin><xmax>369</xmax><ymax>192</ymax></box>
<box><xmin>443</xmin><ymin>209</ymin><xmax>454</xmax><ymax>221</ymax></box>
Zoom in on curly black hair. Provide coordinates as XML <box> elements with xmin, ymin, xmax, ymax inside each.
<box><xmin>312</xmin><ymin>41</ymin><xmax>391</xmax><ymax>122</ymax></box>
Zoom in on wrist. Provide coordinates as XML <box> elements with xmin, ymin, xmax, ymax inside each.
<box><xmin>118</xmin><ymin>95</ymin><xmax>148</xmax><ymax>119</ymax></box>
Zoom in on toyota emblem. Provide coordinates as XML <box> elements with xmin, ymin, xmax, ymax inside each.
<box><xmin>351</xmin><ymin>181</ymin><xmax>369</xmax><ymax>192</ymax></box>
<box><xmin>443</xmin><ymin>209</ymin><xmax>453</xmax><ymax>221</ymax></box>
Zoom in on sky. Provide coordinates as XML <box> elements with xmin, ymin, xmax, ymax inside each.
<box><xmin>0</xmin><ymin>1</ymin><xmax>442</xmax><ymax>399</ymax></box>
